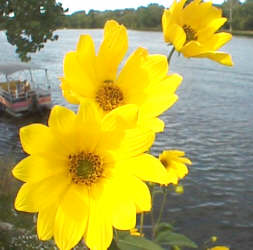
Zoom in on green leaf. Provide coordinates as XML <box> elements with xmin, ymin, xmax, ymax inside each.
<box><xmin>154</xmin><ymin>222</ymin><xmax>174</xmax><ymax>236</ymax></box>
<box><xmin>108</xmin><ymin>239</ymin><xmax>121</xmax><ymax>250</ymax></box>
<box><xmin>118</xmin><ymin>234</ymin><xmax>165</xmax><ymax>250</ymax></box>
<box><xmin>155</xmin><ymin>231</ymin><xmax>198</xmax><ymax>248</ymax></box>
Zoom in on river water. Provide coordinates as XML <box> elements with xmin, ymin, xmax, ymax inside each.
<box><xmin>0</xmin><ymin>29</ymin><xmax>253</xmax><ymax>249</ymax></box>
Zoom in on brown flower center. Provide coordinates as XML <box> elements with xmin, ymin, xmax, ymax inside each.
<box><xmin>68</xmin><ymin>152</ymin><xmax>103</xmax><ymax>185</ymax></box>
<box><xmin>183</xmin><ymin>24</ymin><xmax>198</xmax><ymax>43</ymax></box>
<box><xmin>95</xmin><ymin>80</ymin><xmax>124</xmax><ymax>112</ymax></box>
<box><xmin>160</xmin><ymin>159</ymin><xmax>169</xmax><ymax>168</ymax></box>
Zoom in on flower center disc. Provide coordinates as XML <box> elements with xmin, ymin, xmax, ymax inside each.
<box><xmin>96</xmin><ymin>81</ymin><xmax>124</xmax><ymax>112</ymax></box>
<box><xmin>183</xmin><ymin>24</ymin><xmax>198</xmax><ymax>43</ymax></box>
<box><xmin>68</xmin><ymin>152</ymin><xmax>103</xmax><ymax>185</ymax></box>
<box><xmin>160</xmin><ymin>159</ymin><xmax>168</xmax><ymax>168</ymax></box>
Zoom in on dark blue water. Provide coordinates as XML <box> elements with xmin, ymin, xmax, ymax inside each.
<box><xmin>0</xmin><ymin>30</ymin><xmax>253</xmax><ymax>249</ymax></box>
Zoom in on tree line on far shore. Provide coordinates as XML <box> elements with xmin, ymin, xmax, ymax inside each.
<box><xmin>59</xmin><ymin>0</ymin><xmax>253</xmax><ymax>31</ymax></box>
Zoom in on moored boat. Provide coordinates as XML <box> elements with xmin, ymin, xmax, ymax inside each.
<box><xmin>0</xmin><ymin>63</ymin><xmax>52</xmax><ymax>117</ymax></box>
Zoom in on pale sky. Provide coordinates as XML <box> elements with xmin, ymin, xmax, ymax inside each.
<box><xmin>59</xmin><ymin>0</ymin><xmax>225</xmax><ymax>14</ymax></box>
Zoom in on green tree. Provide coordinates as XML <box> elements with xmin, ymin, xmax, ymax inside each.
<box><xmin>0</xmin><ymin>0</ymin><xmax>65</xmax><ymax>61</ymax></box>
<box><xmin>222</xmin><ymin>0</ymin><xmax>241</xmax><ymax>31</ymax></box>
<box><xmin>240</xmin><ymin>0</ymin><xmax>253</xmax><ymax>30</ymax></box>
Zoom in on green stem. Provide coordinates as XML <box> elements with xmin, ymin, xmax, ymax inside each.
<box><xmin>167</xmin><ymin>46</ymin><xmax>176</xmax><ymax>65</ymax></box>
<box><xmin>155</xmin><ymin>187</ymin><xmax>168</xmax><ymax>231</ymax></box>
<box><xmin>150</xmin><ymin>185</ymin><xmax>155</xmax><ymax>239</ymax></box>
<box><xmin>140</xmin><ymin>212</ymin><xmax>144</xmax><ymax>235</ymax></box>
<box><xmin>114</xmin><ymin>228</ymin><xmax>119</xmax><ymax>243</ymax></box>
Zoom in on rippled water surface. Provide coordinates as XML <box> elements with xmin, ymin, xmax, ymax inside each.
<box><xmin>0</xmin><ymin>30</ymin><xmax>253</xmax><ymax>249</ymax></box>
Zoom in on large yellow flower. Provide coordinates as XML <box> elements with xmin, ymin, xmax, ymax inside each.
<box><xmin>61</xmin><ymin>20</ymin><xmax>182</xmax><ymax>132</ymax></box>
<box><xmin>12</xmin><ymin>102</ymin><xmax>170</xmax><ymax>250</ymax></box>
<box><xmin>159</xmin><ymin>150</ymin><xmax>191</xmax><ymax>184</ymax></box>
<box><xmin>162</xmin><ymin>0</ymin><xmax>233</xmax><ymax>66</ymax></box>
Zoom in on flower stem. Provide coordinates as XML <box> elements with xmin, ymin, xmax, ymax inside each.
<box><xmin>150</xmin><ymin>186</ymin><xmax>155</xmax><ymax>239</ymax></box>
<box><xmin>140</xmin><ymin>212</ymin><xmax>144</xmax><ymax>235</ymax></box>
<box><xmin>114</xmin><ymin>228</ymin><xmax>119</xmax><ymax>243</ymax></box>
<box><xmin>155</xmin><ymin>187</ymin><xmax>168</xmax><ymax>231</ymax></box>
<box><xmin>167</xmin><ymin>47</ymin><xmax>176</xmax><ymax>65</ymax></box>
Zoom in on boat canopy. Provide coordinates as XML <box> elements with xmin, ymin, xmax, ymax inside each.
<box><xmin>0</xmin><ymin>63</ymin><xmax>46</xmax><ymax>76</ymax></box>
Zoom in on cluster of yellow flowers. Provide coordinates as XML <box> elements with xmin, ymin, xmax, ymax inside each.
<box><xmin>12</xmin><ymin>0</ymin><xmax>232</xmax><ymax>249</ymax></box>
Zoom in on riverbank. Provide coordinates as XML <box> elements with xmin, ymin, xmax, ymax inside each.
<box><xmin>231</xmin><ymin>30</ymin><xmax>253</xmax><ymax>37</ymax></box>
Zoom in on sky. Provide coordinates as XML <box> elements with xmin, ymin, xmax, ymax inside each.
<box><xmin>59</xmin><ymin>0</ymin><xmax>225</xmax><ymax>14</ymax></box>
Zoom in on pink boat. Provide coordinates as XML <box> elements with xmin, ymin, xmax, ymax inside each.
<box><xmin>0</xmin><ymin>63</ymin><xmax>52</xmax><ymax>117</ymax></box>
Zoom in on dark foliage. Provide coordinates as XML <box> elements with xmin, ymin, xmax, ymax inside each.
<box><xmin>0</xmin><ymin>0</ymin><xmax>66</xmax><ymax>61</ymax></box>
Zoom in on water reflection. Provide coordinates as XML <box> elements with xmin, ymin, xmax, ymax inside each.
<box><xmin>1</xmin><ymin>30</ymin><xmax>253</xmax><ymax>249</ymax></box>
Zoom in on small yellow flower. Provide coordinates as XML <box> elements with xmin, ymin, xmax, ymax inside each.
<box><xmin>162</xmin><ymin>0</ymin><xmax>233</xmax><ymax>66</ymax></box>
<box><xmin>211</xmin><ymin>236</ymin><xmax>218</xmax><ymax>242</ymax></box>
<box><xmin>159</xmin><ymin>150</ymin><xmax>192</xmax><ymax>184</ymax></box>
<box><xmin>61</xmin><ymin>20</ymin><xmax>182</xmax><ymax>132</ymax></box>
<box><xmin>174</xmin><ymin>184</ymin><xmax>184</xmax><ymax>194</ymax></box>
<box><xmin>208</xmin><ymin>246</ymin><xmax>230</xmax><ymax>250</ymax></box>
<box><xmin>12</xmin><ymin>102</ymin><xmax>170</xmax><ymax>250</ymax></box>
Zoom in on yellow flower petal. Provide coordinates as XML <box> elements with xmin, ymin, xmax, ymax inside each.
<box><xmin>117</xmin><ymin>47</ymin><xmax>149</xmax><ymax>105</ymax></box>
<box><xmin>76</xmin><ymin>34</ymin><xmax>96</xmax><ymax>83</ymax></box>
<box><xmin>37</xmin><ymin>202</ymin><xmax>58</xmax><ymax>240</ymax></box>
<box><xmin>54</xmin><ymin>184</ymin><xmax>89</xmax><ymax>250</ymax></box>
<box><xmin>14</xmin><ymin>183</ymin><xmax>38</xmax><ymax>212</ymax></box>
<box><xmin>63</xmin><ymin>51</ymin><xmax>95</xmax><ymax>97</ymax></box>
<box><xmin>96</xmin><ymin>20</ymin><xmax>128</xmax><ymax>83</ymax></box>
<box><xmin>142</xmin><ymin>54</ymin><xmax>169</xmax><ymax>84</ymax></box>
<box><xmin>97</xmin><ymin>105</ymin><xmax>139</xmax><ymax>153</ymax></box>
<box><xmin>162</xmin><ymin>10</ymin><xmax>186</xmax><ymax>50</ymax></box>
<box><xmin>101</xmin><ymin>104</ymin><xmax>138</xmax><ymax>132</ymax></box>
<box><xmin>108</xmin><ymin>175</ymin><xmax>151</xmax><ymax>225</ymax></box>
<box><xmin>181</xmin><ymin>40</ymin><xmax>233</xmax><ymax>66</ymax></box>
<box><xmin>60</xmin><ymin>78</ymin><xmax>81</xmax><ymax>104</ymax></box>
<box><xmin>12</xmin><ymin>155</ymin><xmax>66</xmax><ymax>183</ymax></box>
<box><xmin>48</xmin><ymin>105</ymin><xmax>81</xmax><ymax>153</ymax></box>
<box><xmin>117</xmin><ymin>154</ymin><xmax>169</xmax><ymax>185</ymax></box>
<box><xmin>113</xmin><ymin>127</ymin><xmax>155</xmax><ymax>161</ymax></box>
<box><xmin>202</xmin><ymin>32</ymin><xmax>232</xmax><ymax>51</ymax></box>
<box><xmin>85</xmin><ymin>197</ymin><xmax>113</xmax><ymax>250</ymax></box>
<box><xmin>183</xmin><ymin>1</ymin><xmax>221</xmax><ymax>30</ymax></box>
<box><xmin>20</xmin><ymin>124</ymin><xmax>69</xmax><ymax>158</ymax></box>
<box><xmin>75</xmin><ymin>101</ymin><xmax>103</xmax><ymax>152</ymax></box>
<box><xmin>197</xmin><ymin>18</ymin><xmax>227</xmax><ymax>42</ymax></box>
<box><xmin>112</xmin><ymin>199</ymin><xmax>136</xmax><ymax>230</ymax></box>
<box><xmin>138</xmin><ymin>117</ymin><xmax>164</xmax><ymax>133</ymax></box>
<box><xmin>48</xmin><ymin>105</ymin><xmax>76</xmax><ymax>133</ymax></box>
<box><xmin>196</xmin><ymin>51</ymin><xmax>233</xmax><ymax>66</ymax></box>
<box><xmin>140</xmin><ymin>74</ymin><xmax>182</xmax><ymax>118</ymax></box>
<box><xmin>15</xmin><ymin>174</ymin><xmax>69</xmax><ymax>212</ymax></box>
<box><xmin>126</xmin><ymin>176</ymin><xmax>151</xmax><ymax>213</ymax></box>
<box><xmin>170</xmin><ymin>0</ymin><xmax>188</xmax><ymax>23</ymax></box>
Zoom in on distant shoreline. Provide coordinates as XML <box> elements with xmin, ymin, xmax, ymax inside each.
<box><xmin>1</xmin><ymin>28</ymin><xmax>253</xmax><ymax>37</ymax></box>
<box><xmin>230</xmin><ymin>30</ymin><xmax>253</xmax><ymax>37</ymax></box>
<box><xmin>59</xmin><ymin>28</ymin><xmax>253</xmax><ymax>36</ymax></box>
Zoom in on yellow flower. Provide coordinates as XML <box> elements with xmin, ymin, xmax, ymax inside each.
<box><xmin>61</xmin><ymin>20</ymin><xmax>182</xmax><ymax>132</ymax></box>
<box><xmin>211</xmin><ymin>236</ymin><xmax>218</xmax><ymax>243</ymax></box>
<box><xmin>159</xmin><ymin>150</ymin><xmax>191</xmax><ymax>184</ymax></box>
<box><xmin>209</xmin><ymin>246</ymin><xmax>230</xmax><ymax>250</ymax></box>
<box><xmin>174</xmin><ymin>184</ymin><xmax>184</xmax><ymax>194</ymax></box>
<box><xmin>12</xmin><ymin>102</ymin><xmax>170</xmax><ymax>250</ymax></box>
<box><xmin>162</xmin><ymin>0</ymin><xmax>233</xmax><ymax>66</ymax></box>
